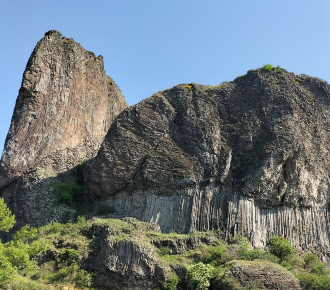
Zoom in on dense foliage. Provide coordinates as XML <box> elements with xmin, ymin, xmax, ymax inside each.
<box><xmin>0</xmin><ymin>198</ymin><xmax>15</xmax><ymax>232</ymax></box>
<box><xmin>266</xmin><ymin>236</ymin><xmax>296</xmax><ymax>260</ymax></box>
<box><xmin>186</xmin><ymin>262</ymin><xmax>215</xmax><ymax>290</ymax></box>
<box><xmin>0</xmin><ymin>198</ymin><xmax>329</xmax><ymax>289</ymax></box>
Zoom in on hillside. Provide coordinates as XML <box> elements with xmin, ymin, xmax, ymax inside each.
<box><xmin>1</xmin><ymin>214</ymin><xmax>328</xmax><ymax>290</ymax></box>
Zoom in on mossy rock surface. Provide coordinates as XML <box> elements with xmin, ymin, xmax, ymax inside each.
<box><xmin>213</xmin><ymin>260</ymin><xmax>304</xmax><ymax>290</ymax></box>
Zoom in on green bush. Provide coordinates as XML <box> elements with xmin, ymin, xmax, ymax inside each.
<box><xmin>4</xmin><ymin>240</ymin><xmax>31</xmax><ymax>268</ymax></box>
<box><xmin>58</xmin><ymin>249</ymin><xmax>79</xmax><ymax>265</ymax></box>
<box><xmin>162</xmin><ymin>274</ymin><xmax>179</xmax><ymax>290</ymax></box>
<box><xmin>186</xmin><ymin>262</ymin><xmax>215</xmax><ymax>290</ymax></box>
<box><xmin>236</xmin><ymin>238</ymin><xmax>251</xmax><ymax>260</ymax></box>
<box><xmin>304</xmin><ymin>253</ymin><xmax>326</xmax><ymax>275</ymax></box>
<box><xmin>222</xmin><ymin>238</ymin><xmax>251</xmax><ymax>262</ymax></box>
<box><xmin>45</xmin><ymin>263</ymin><xmax>92</xmax><ymax>287</ymax></box>
<box><xmin>0</xmin><ymin>246</ymin><xmax>16</xmax><ymax>283</ymax></box>
<box><xmin>55</xmin><ymin>180</ymin><xmax>83</xmax><ymax>205</ymax></box>
<box><xmin>0</xmin><ymin>198</ymin><xmax>16</xmax><ymax>232</ymax></box>
<box><xmin>217</xmin><ymin>277</ymin><xmax>244</xmax><ymax>290</ymax></box>
<box><xmin>275</xmin><ymin>65</ymin><xmax>284</xmax><ymax>73</ymax></box>
<box><xmin>266</xmin><ymin>236</ymin><xmax>295</xmax><ymax>260</ymax></box>
<box><xmin>13</xmin><ymin>225</ymin><xmax>38</xmax><ymax>243</ymax></box>
<box><xmin>77</xmin><ymin>215</ymin><xmax>87</xmax><ymax>225</ymax></box>
<box><xmin>3</xmin><ymin>276</ymin><xmax>52</xmax><ymax>290</ymax></box>
<box><xmin>28</xmin><ymin>240</ymin><xmax>50</xmax><ymax>257</ymax></box>
<box><xmin>296</xmin><ymin>270</ymin><xmax>330</xmax><ymax>290</ymax></box>
<box><xmin>246</xmin><ymin>248</ymin><xmax>279</xmax><ymax>263</ymax></box>
<box><xmin>263</xmin><ymin>64</ymin><xmax>274</xmax><ymax>71</ymax></box>
<box><xmin>201</xmin><ymin>244</ymin><xmax>227</xmax><ymax>265</ymax></box>
<box><xmin>280</xmin><ymin>253</ymin><xmax>303</xmax><ymax>271</ymax></box>
<box><xmin>159</xmin><ymin>246</ymin><xmax>171</xmax><ymax>256</ymax></box>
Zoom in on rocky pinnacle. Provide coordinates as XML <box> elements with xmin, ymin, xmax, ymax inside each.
<box><xmin>0</xmin><ymin>30</ymin><xmax>128</xmax><ymax>226</ymax></box>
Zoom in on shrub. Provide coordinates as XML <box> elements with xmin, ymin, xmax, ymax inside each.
<box><xmin>221</xmin><ymin>238</ymin><xmax>251</xmax><ymax>262</ymax></box>
<box><xmin>162</xmin><ymin>274</ymin><xmax>179</xmax><ymax>290</ymax></box>
<box><xmin>263</xmin><ymin>64</ymin><xmax>274</xmax><ymax>71</ymax></box>
<box><xmin>246</xmin><ymin>248</ymin><xmax>278</xmax><ymax>263</ymax></box>
<box><xmin>55</xmin><ymin>180</ymin><xmax>83</xmax><ymax>205</ymax></box>
<box><xmin>4</xmin><ymin>240</ymin><xmax>30</xmax><ymax>268</ymax></box>
<box><xmin>77</xmin><ymin>215</ymin><xmax>87</xmax><ymax>225</ymax></box>
<box><xmin>266</xmin><ymin>236</ymin><xmax>295</xmax><ymax>260</ymax></box>
<box><xmin>236</xmin><ymin>237</ymin><xmax>251</xmax><ymax>259</ymax></box>
<box><xmin>275</xmin><ymin>65</ymin><xmax>284</xmax><ymax>73</ymax></box>
<box><xmin>0</xmin><ymin>247</ymin><xmax>16</xmax><ymax>283</ymax></box>
<box><xmin>28</xmin><ymin>240</ymin><xmax>50</xmax><ymax>257</ymax></box>
<box><xmin>4</xmin><ymin>276</ymin><xmax>52</xmax><ymax>290</ymax></box>
<box><xmin>75</xmin><ymin>267</ymin><xmax>93</xmax><ymax>288</ymax></box>
<box><xmin>58</xmin><ymin>249</ymin><xmax>79</xmax><ymax>265</ymax></box>
<box><xmin>218</xmin><ymin>277</ymin><xmax>244</xmax><ymax>290</ymax></box>
<box><xmin>45</xmin><ymin>263</ymin><xmax>92</xmax><ymax>287</ymax></box>
<box><xmin>186</xmin><ymin>262</ymin><xmax>215</xmax><ymax>290</ymax></box>
<box><xmin>14</xmin><ymin>225</ymin><xmax>38</xmax><ymax>242</ymax></box>
<box><xmin>280</xmin><ymin>253</ymin><xmax>303</xmax><ymax>271</ymax></box>
<box><xmin>159</xmin><ymin>246</ymin><xmax>171</xmax><ymax>256</ymax></box>
<box><xmin>0</xmin><ymin>198</ymin><xmax>16</xmax><ymax>232</ymax></box>
<box><xmin>201</xmin><ymin>244</ymin><xmax>227</xmax><ymax>265</ymax></box>
<box><xmin>296</xmin><ymin>270</ymin><xmax>330</xmax><ymax>290</ymax></box>
<box><xmin>304</xmin><ymin>253</ymin><xmax>326</xmax><ymax>275</ymax></box>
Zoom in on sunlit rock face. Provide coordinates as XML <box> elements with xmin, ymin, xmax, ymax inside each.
<box><xmin>86</xmin><ymin>69</ymin><xmax>330</xmax><ymax>258</ymax></box>
<box><xmin>0</xmin><ymin>30</ymin><xmax>128</xmax><ymax>227</ymax></box>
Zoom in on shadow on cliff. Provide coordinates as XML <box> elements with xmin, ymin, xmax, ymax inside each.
<box><xmin>0</xmin><ymin>157</ymin><xmax>107</xmax><ymax>240</ymax></box>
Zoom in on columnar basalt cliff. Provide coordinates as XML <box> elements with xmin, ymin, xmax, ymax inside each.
<box><xmin>3</xmin><ymin>32</ymin><xmax>330</xmax><ymax>289</ymax></box>
<box><xmin>85</xmin><ymin>69</ymin><xmax>330</xmax><ymax>257</ymax></box>
<box><xmin>0</xmin><ymin>30</ymin><xmax>128</xmax><ymax>227</ymax></box>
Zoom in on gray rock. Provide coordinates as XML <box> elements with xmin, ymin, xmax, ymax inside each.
<box><xmin>83</xmin><ymin>223</ymin><xmax>169</xmax><ymax>290</ymax></box>
<box><xmin>213</xmin><ymin>260</ymin><xmax>304</xmax><ymax>290</ymax></box>
<box><xmin>0</xmin><ymin>30</ymin><xmax>128</xmax><ymax>228</ymax></box>
<box><xmin>85</xmin><ymin>70</ymin><xmax>330</xmax><ymax>258</ymax></box>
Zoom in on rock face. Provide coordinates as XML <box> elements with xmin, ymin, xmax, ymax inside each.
<box><xmin>214</xmin><ymin>260</ymin><xmax>304</xmax><ymax>290</ymax></box>
<box><xmin>0</xmin><ymin>30</ymin><xmax>127</xmax><ymax>227</ymax></box>
<box><xmin>85</xmin><ymin>230</ymin><xmax>168</xmax><ymax>290</ymax></box>
<box><xmin>85</xmin><ymin>69</ymin><xmax>330</xmax><ymax>257</ymax></box>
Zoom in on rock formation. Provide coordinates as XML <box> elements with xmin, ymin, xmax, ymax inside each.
<box><xmin>84</xmin><ymin>220</ymin><xmax>170</xmax><ymax>290</ymax></box>
<box><xmin>85</xmin><ymin>69</ymin><xmax>330</xmax><ymax>257</ymax></box>
<box><xmin>3</xmin><ymin>31</ymin><xmax>330</xmax><ymax>289</ymax></box>
<box><xmin>0</xmin><ymin>30</ymin><xmax>127</xmax><ymax>228</ymax></box>
<box><xmin>213</xmin><ymin>260</ymin><xmax>304</xmax><ymax>290</ymax></box>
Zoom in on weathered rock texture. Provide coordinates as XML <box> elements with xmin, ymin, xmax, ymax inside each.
<box><xmin>85</xmin><ymin>69</ymin><xmax>330</xmax><ymax>257</ymax></box>
<box><xmin>86</xmin><ymin>235</ymin><xmax>168</xmax><ymax>290</ymax></box>
<box><xmin>213</xmin><ymin>260</ymin><xmax>304</xmax><ymax>290</ymax></box>
<box><xmin>0</xmin><ymin>30</ymin><xmax>127</xmax><ymax>227</ymax></box>
<box><xmin>82</xmin><ymin>218</ymin><xmax>172</xmax><ymax>290</ymax></box>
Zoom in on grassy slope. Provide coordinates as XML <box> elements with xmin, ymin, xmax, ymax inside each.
<box><xmin>1</xmin><ymin>216</ymin><xmax>329</xmax><ymax>290</ymax></box>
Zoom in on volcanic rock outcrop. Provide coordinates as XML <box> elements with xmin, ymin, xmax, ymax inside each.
<box><xmin>213</xmin><ymin>260</ymin><xmax>304</xmax><ymax>290</ymax></box>
<box><xmin>0</xmin><ymin>30</ymin><xmax>127</xmax><ymax>227</ymax></box>
<box><xmin>85</xmin><ymin>69</ymin><xmax>330</xmax><ymax>257</ymax></box>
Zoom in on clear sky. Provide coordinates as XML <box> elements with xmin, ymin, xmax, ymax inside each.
<box><xmin>1</xmin><ymin>0</ymin><xmax>329</xmax><ymax>153</ymax></box>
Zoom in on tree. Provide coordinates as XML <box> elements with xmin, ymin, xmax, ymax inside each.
<box><xmin>266</xmin><ymin>236</ymin><xmax>295</xmax><ymax>260</ymax></box>
<box><xmin>0</xmin><ymin>198</ymin><xmax>15</xmax><ymax>232</ymax></box>
<box><xmin>186</xmin><ymin>262</ymin><xmax>215</xmax><ymax>290</ymax></box>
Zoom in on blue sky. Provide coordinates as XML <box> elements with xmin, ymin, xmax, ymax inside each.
<box><xmin>0</xmin><ymin>0</ymin><xmax>329</xmax><ymax>153</ymax></box>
